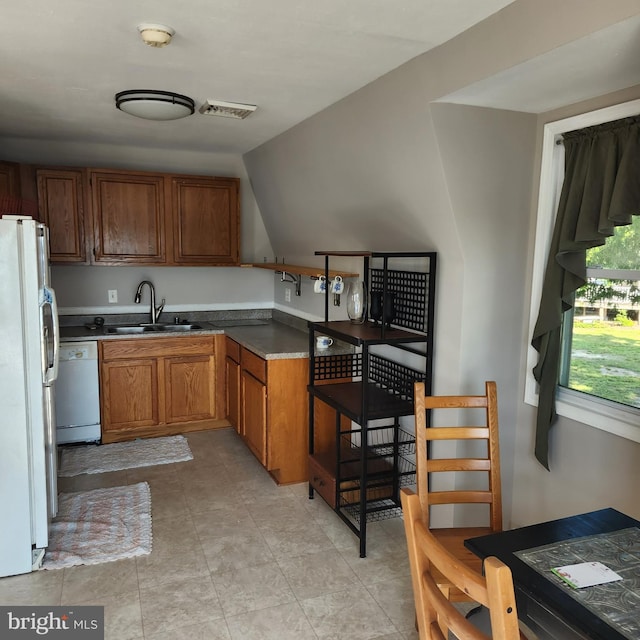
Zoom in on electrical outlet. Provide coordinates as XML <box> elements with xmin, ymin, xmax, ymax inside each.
<box><xmin>284</xmin><ymin>287</ymin><xmax>291</xmax><ymax>303</ymax></box>
<box><xmin>108</xmin><ymin>289</ymin><xmax>118</xmax><ymax>303</ymax></box>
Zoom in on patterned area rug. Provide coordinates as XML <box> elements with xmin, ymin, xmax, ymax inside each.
<box><xmin>59</xmin><ymin>435</ymin><xmax>193</xmax><ymax>477</ymax></box>
<box><xmin>42</xmin><ymin>482</ymin><xmax>152</xmax><ymax>570</ymax></box>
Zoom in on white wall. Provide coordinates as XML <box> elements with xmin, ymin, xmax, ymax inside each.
<box><xmin>243</xmin><ymin>0</ymin><xmax>640</xmax><ymax>527</ymax></box>
<box><xmin>246</xmin><ymin>100</ymin><xmax>536</xmax><ymax>527</ymax></box>
<box><xmin>0</xmin><ymin>137</ymin><xmax>275</xmax><ymax>314</ymax></box>
<box><xmin>429</xmin><ymin>104</ymin><xmax>536</xmax><ymax>522</ymax></box>
<box><xmin>52</xmin><ymin>265</ymin><xmax>274</xmax><ymax>315</ymax></box>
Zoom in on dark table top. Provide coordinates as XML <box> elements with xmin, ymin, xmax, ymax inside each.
<box><xmin>465</xmin><ymin>508</ymin><xmax>640</xmax><ymax>640</ymax></box>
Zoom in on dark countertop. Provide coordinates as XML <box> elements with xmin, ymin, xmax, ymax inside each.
<box><xmin>60</xmin><ymin>319</ymin><xmax>311</xmax><ymax>360</ymax></box>
<box><xmin>59</xmin><ymin>321</ymin><xmax>222</xmax><ymax>342</ymax></box>
<box><xmin>222</xmin><ymin>323</ymin><xmax>310</xmax><ymax>360</ymax></box>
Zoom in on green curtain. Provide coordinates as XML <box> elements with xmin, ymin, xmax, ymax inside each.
<box><xmin>531</xmin><ymin>115</ymin><xmax>640</xmax><ymax>470</ymax></box>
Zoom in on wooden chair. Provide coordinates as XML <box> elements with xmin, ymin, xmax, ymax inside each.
<box><xmin>401</xmin><ymin>488</ymin><xmax>520</xmax><ymax>640</ymax></box>
<box><xmin>414</xmin><ymin>380</ymin><xmax>502</xmax><ymax>602</ymax></box>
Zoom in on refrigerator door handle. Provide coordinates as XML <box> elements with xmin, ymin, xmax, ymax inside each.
<box><xmin>43</xmin><ymin>286</ymin><xmax>60</xmax><ymax>386</ymax></box>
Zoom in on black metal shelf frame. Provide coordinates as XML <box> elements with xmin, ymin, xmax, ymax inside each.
<box><xmin>307</xmin><ymin>251</ymin><xmax>436</xmax><ymax>557</ymax></box>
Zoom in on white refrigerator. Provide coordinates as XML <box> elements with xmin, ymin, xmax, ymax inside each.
<box><xmin>0</xmin><ymin>215</ymin><xmax>60</xmax><ymax>577</ymax></box>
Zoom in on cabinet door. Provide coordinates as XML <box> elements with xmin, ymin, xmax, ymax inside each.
<box><xmin>241</xmin><ymin>370</ymin><xmax>267</xmax><ymax>465</ymax></box>
<box><xmin>91</xmin><ymin>171</ymin><xmax>166</xmax><ymax>263</ymax></box>
<box><xmin>37</xmin><ymin>169</ymin><xmax>87</xmax><ymax>263</ymax></box>
<box><xmin>171</xmin><ymin>176</ymin><xmax>239</xmax><ymax>265</ymax></box>
<box><xmin>0</xmin><ymin>161</ymin><xmax>20</xmax><ymax>197</ymax></box>
<box><xmin>164</xmin><ymin>355</ymin><xmax>216</xmax><ymax>423</ymax></box>
<box><xmin>225</xmin><ymin>337</ymin><xmax>241</xmax><ymax>433</ymax></box>
<box><xmin>264</xmin><ymin>358</ymin><xmax>309</xmax><ymax>484</ymax></box>
<box><xmin>101</xmin><ymin>358</ymin><xmax>160</xmax><ymax>435</ymax></box>
<box><xmin>226</xmin><ymin>355</ymin><xmax>241</xmax><ymax>433</ymax></box>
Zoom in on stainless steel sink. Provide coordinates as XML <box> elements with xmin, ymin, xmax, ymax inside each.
<box><xmin>155</xmin><ymin>324</ymin><xmax>202</xmax><ymax>331</ymax></box>
<box><xmin>105</xmin><ymin>323</ymin><xmax>203</xmax><ymax>334</ymax></box>
<box><xmin>105</xmin><ymin>326</ymin><xmax>150</xmax><ymax>334</ymax></box>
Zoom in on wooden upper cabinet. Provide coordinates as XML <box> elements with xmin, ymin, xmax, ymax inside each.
<box><xmin>2</xmin><ymin>161</ymin><xmax>242</xmax><ymax>266</ymax></box>
<box><xmin>91</xmin><ymin>170</ymin><xmax>166</xmax><ymax>264</ymax></box>
<box><xmin>171</xmin><ymin>176</ymin><xmax>239</xmax><ymax>265</ymax></box>
<box><xmin>0</xmin><ymin>161</ymin><xmax>20</xmax><ymax>197</ymax></box>
<box><xmin>0</xmin><ymin>162</ymin><xmax>41</xmax><ymax>219</ymax></box>
<box><xmin>36</xmin><ymin>169</ymin><xmax>88</xmax><ymax>263</ymax></box>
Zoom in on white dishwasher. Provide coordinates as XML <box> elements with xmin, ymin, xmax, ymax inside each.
<box><xmin>55</xmin><ymin>341</ymin><xmax>101</xmax><ymax>444</ymax></box>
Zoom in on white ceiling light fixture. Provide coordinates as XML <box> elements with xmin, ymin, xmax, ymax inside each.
<box><xmin>199</xmin><ymin>99</ymin><xmax>258</xmax><ymax>119</ymax></box>
<box><xmin>115</xmin><ymin>90</ymin><xmax>195</xmax><ymax>121</ymax></box>
<box><xmin>137</xmin><ymin>23</ymin><xmax>175</xmax><ymax>48</ymax></box>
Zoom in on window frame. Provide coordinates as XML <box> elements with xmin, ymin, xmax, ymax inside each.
<box><xmin>524</xmin><ymin>98</ymin><xmax>640</xmax><ymax>443</ymax></box>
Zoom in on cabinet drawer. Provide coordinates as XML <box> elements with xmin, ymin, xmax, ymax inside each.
<box><xmin>101</xmin><ymin>336</ymin><xmax>215</xmax><ymax>360</ymax></box>
<box><xmin>309</xmin><ymin>454</ymin><xmax>337</xmax><ymax>508</ymax></box>
<box><xmin>241</xmin><ymin>347</ymin><xmax>267</xmax><ymax>384</ymax></box>
<box><xmin>225</xmin><ymin>337</ymin><xmax>240</xmax><ymax>363</ymax></box>
<box><xmin>309</xmin><ymin>452</ymin><xmax>393</xmax><ymax>509</ymax></box>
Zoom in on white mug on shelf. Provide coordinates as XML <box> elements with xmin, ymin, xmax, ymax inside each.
<box><xmin>313</xmin><ymin>275</ymin><xmax>327</xmax><ymax>294</ymax></box>
<box><xmin>316</xmin><ymin>335</ymin><xmax>333</xmax><ymax>349</ymax></box>
<box><xmin>330</xmin><ymin>275</ymin><xmax>344</xmax><ymax>294</ymax></box>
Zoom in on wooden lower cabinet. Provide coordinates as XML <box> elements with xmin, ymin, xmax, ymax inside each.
<box><xmin>225</xmin><ymin>339</ymin><xmax>308</xmax><ymax>484</ymax></box>
<box><xmin>165</xmin><ymin>355</ymin><xmax>217</xmax><ymax>422</ymax></box>
<box><xmin>225</xmin><ymin>337</ymin><xmax>241</xmax><ymax>433</ymax></box>
<box><xmin>99</xmin><ymin>335</ymin><xmax>226</xmax><ymax>443</ymax></box>
<box><xmin>101</xmin><ymin>358</ymin><xmax>159</xmax><ymax>431</ymax></box>
<box><xmin>241</xmin><ymin>368</ymin><xmax>267</xmax><ymax>464</ymax></box>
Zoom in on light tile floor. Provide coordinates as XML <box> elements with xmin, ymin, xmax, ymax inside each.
<box><xmin>0</xmin><ymin>428</ymin><xmax>419</xmax><ymax>640</ymax></box>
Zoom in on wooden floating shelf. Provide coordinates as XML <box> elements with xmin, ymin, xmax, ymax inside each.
<box><xmin>251</xmin><ymin>263</ymin><xmax>358</xmax><ymax>279</ymax></box>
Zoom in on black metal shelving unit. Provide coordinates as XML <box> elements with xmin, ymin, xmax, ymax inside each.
<box><xmin>307</xmin><ymin>251</ymin><xmax>437</xmax><ymax>557</ymax></box>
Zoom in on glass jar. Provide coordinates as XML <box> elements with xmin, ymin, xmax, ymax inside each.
<box><xmin>346</xmin><ymin>280</ymin><xmax>367</xmax><ymax>324</ymax></box>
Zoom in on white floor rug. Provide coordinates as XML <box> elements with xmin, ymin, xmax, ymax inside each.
<box><xmin>59</xmin><ymin>435</ymin><xmax>193</xmax><ymax>477</ymax></box>
<box><xmin>42</xmin><ymin>482</ymin><xmax>152</xmax><ymax>570</ymax></box>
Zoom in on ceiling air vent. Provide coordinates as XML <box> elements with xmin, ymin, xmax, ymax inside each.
<box><xmin>198</xmin><ymin>99</ymin><xmax>257</xmax><ymax>119</ymax></box>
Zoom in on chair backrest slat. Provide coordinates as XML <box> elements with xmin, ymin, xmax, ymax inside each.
<box><xmin>423</xmin><ymin>395</ymin><xmax>489</xmax><ymax>409</ymax></box>
<box><xmin>424</xmin><ymin>427</ymin><xmax>490</xmax><ymax>440</ymax></box>
<box><xmin>415</xmin><ymin>381</ymin><xmax>502</xmax><ymax>532</ymax></box>
<box><xmin>427</xmin><ymin>458</ymin><xmax>492</xmax><ymax>472</ymax></box>
<box><xmin>428</xmin><ymin>491</ymin><xmax>494</xmax><ymax>506</ymax></box>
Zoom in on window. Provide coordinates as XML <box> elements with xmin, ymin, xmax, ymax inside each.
<box><xmin>525</xmin><ymin>99</ymin><xmax>640</xmax><ymax>443</ymax></box>
<box><xmin>559</xmin><ymin>218</ymin><xmax>640</xmax><ymax>408</ymax></box>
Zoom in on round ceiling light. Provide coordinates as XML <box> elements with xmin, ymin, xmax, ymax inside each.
<box><xmin>138</xmin><ymin>23</ymin><xmax>175</xmax><ymax>48</ymax></box>
<box><xmin>115</xmin><ymin>90</ymin><xmax>195</xmax><ymax>121</ymax></box>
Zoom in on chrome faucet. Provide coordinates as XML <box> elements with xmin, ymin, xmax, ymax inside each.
<box><xmin>134</xmin><ymin>280</ymin><xmax>165</xmax><ymax>324</ymax></box>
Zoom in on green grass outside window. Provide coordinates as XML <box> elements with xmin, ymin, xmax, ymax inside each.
<box><xmin>567</xmin><ymin>323</ymin><xmax>640</xmax><ymax>408</ymax></box>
